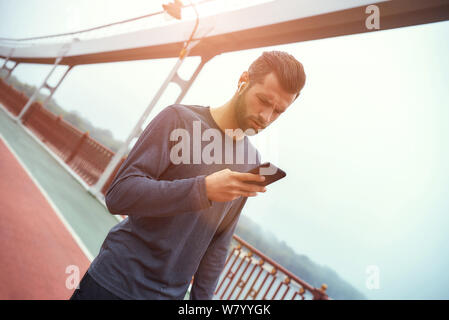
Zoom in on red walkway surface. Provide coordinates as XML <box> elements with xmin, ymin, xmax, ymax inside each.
<box><xmin>0</xmin><ymin>138</ymin><xmax>90</xmax><ymax>299</ymax></box>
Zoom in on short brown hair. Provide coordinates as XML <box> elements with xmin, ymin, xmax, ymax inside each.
<box><xmin>248</xmin><ymin>51</ymin><xmax>306</xmax><ymax>100</ymax></box>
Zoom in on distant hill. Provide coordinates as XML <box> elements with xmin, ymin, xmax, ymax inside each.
<box><xmin>1</xmin><ymin>72</ymin><xmax>366</xmax><ymax>300</ymax></box>
<box><xmin>234</xmin><ymin>215</ymin><xmax>366</xmax><ymax>300</ymax></box>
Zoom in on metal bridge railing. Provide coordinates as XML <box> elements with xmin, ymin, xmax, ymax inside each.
<box><xmin>214</xmin><ymin>235</ymin><xmax>329</xmax><ymax>300</ymax></box>
<box><xmin>0</xmin><ymin>77</ymin><xmax>125</xmax><ymax>193</ymax></box>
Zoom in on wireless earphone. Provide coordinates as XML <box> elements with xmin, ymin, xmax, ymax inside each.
<box><xmin>238</xmin><ymin>81</ymin><xmax>246</xmax><ymax>92</ymax></box>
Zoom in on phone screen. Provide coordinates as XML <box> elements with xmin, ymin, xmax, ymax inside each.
<box><xmin>246</xmin><ymin>162</ymin><xmax>286</xmax><ymax>186</ymax></box>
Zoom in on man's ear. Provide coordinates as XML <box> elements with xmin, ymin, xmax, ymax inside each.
<box><xmin>238</xmin><ymin>71</ymin><xmax>250</xmax><ymax>90</ymax></box>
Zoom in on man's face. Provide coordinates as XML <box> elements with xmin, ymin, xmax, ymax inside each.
<box><xmin>234</xmin><ymin>72</ymin><xmax>297</xmax><ymax>136</ymax></box>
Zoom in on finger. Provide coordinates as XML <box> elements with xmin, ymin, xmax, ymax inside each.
<box><xmin>235</xmin><ymin>181</ymin><xmax>266</xmax><ymax>193</ymax></box>
<box><xmin>232</xmin><ymin>172</ymin><xmax>266</xmax><ymax>182</ymax></box>
<box><xmin>238</xmin><ymin>191</ymin><xmax>258</xmax><ymax>197</ymax></box>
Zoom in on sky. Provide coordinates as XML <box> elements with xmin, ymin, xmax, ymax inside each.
<box><xmin>1</xmin><ymin>0</ymin><xmax>449</xmax><ymax>299</ymax></box>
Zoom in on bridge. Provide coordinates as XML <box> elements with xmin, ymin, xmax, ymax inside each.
<box><xmin>1</xmin><ymin>0</ymin><xmax>448</xmax><ymax>300</ymax></box>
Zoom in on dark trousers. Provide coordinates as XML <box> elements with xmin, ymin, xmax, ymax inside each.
<box><xmin>70</xmin><ymin>271</ymin><xmax>122</xmax><ymax>300</ymax></box>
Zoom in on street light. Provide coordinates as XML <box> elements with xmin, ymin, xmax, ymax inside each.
<box><xmin>162</xmin><ymin>0</ymin><xmax>183</xmax><ymax>20</ymax></box>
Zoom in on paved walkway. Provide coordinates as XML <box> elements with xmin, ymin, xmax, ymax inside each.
<box><xmin>0</xmin><ymin>105</ymin><xmax>119</xmax><ymax>299</ymax></box>
<box><xmin>0</xmin><ymin>137</ymin><xmax>91</xmax><ymax>299</ymax></box>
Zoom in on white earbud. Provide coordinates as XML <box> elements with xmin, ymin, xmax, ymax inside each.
<box><xmin>238</xmin><ymin>82</ymin><xmax>246</xmax><ymax>92</ymax></box>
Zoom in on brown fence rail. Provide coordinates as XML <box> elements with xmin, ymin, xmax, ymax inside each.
<box><xmin>0</xmin><ymin>79</ymin><xmax>28</xmax><ymax>116</ymax></box>
<box><xmin>215</xmin><ymin>235</ymin><xmax>329</xmax><ymax>300</ymax></box>
<box><xmin>0</xmin><ymin>78</ymin><xmax>329</xmax><ymax>299</ymax></box>
<box><xmin>0</xmin><ymin>78</ymin><xmax>124</xmax><ymax>191</ymax></box>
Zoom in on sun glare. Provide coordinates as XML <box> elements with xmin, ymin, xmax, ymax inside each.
<box><xmin>180</xmin><ymin>0</ymin><xmax>276</xmax><ymax>20</ymax></box>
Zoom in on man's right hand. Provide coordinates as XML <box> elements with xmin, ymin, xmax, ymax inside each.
<box><xmin>205</xmin><ymin>168</ymin><xmax>267</xmax><ymax>202</ymax></box>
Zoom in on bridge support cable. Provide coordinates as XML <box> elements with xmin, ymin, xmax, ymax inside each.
<box><xmin>39</xmin><ymin>65</ymin><xmax>74</xmax><ymax>110</ymax></box>
<box><xmin>0</xmin><ymin>48</ymin><xmax>19</xmax><ymax>81</ymax></box>
<box><xmin>89</xmin><ymin>37</ymin><xmax>216</xmax><ymax>198</ymax></box>
<box><xmin>15</xmin><ymin>40</ymin><xmax>78</xmax><ymax>123</ymax></box>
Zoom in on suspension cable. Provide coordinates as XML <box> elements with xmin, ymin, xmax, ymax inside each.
<box><xmin>179</xmin><ymin>0</ymin><xmax>200</xmax><ymax>59</ymax></box>
<box><xmin>0</xmin><ymin>0</ymin><xmax>214</xmax><ymax>42</ymax></box>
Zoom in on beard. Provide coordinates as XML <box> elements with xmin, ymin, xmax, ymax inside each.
<box><xmin>234</xmin><ymin>90</ymin><xmax>258</xmax><ymax>136</ymax></box>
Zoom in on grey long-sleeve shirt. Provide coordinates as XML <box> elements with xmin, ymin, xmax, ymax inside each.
<box><xmin>87</xmin><ymin>104</ymin><xmax>261</xmax><ymax>300</ymax></box>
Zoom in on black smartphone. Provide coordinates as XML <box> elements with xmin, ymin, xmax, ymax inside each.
<box><xmin>245</xmin><ymin>162</ymin><xmax>286</xmax><ymax>186</ymax></box>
